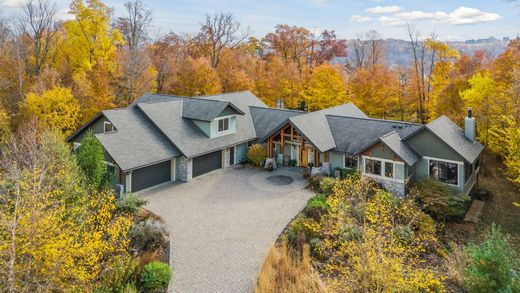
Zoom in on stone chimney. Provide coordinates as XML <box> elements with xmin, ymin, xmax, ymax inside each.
<box><xmin>464</xmin><ymin>107</ymin><xmax>476</xmax><ymax>142</ymax></box>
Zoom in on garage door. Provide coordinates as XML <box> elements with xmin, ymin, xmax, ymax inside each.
<box><xmin>132</xmin><ymin>160</ymin><xmax>171</xmax><ymax>192</ymax></box>
<box><xmin>193</xmin><ymin>150</ymin><xmax>222</xmax><ymax>177</ymax></box>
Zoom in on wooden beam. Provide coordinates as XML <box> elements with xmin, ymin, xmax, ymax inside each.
<box><xmin>280</xmin><ymin>128</ymin><xmax>285</xmax><ymax>153</ymax></box>
<box><xmin>291</xmin><ymin>125</ymin><xmax>294</xmax><ymax>141</ymax></box>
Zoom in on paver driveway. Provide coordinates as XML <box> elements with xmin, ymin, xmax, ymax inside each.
<box><xmin>140</xmin><ymin>166</ymin><xmax>313</xmax><ymax>293</ymax></box>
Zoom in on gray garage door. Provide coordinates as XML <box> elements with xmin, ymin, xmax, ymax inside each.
<box><xmin>193</xmin><ymin>150</ymin><xmax>222</xmax><ymax>177</ymax></box>
<box><xmin>132</xmin><ymin>160</ymin><xmax>171</xmax><ymax>192</ymax></box>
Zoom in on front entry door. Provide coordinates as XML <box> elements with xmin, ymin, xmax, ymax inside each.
<box><xmin>301</xmin><ymin>149</ymin><xmax>308</xmax><ymax>167</ymax></box>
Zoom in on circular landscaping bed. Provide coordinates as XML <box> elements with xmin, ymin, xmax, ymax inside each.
<box><xmin>266</xmin><ymin>175</ymin><xmax>294</xmax><ymax>186</ymax></box>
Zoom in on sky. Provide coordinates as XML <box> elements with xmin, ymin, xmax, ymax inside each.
<box><xmin>2</xmin><ymin>0</ymin><xmax>519</xmax><ymax>41</ymax></box>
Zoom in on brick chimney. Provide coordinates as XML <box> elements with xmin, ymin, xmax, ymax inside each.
<box><xmin>464</xmin><ymin>107</ymin><xmax>476</xmax><ymax>142</ymax></box>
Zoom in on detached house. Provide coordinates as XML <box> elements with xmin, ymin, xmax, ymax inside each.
<box><xmin>68</xmin><ymin>91</ymin><xmax>483</xmax><ymax>197</ymax></box>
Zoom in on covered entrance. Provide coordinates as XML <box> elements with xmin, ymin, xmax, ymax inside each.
<box><xmin>265</xmin><ymin>122</ymin><xmax>325</xmax><ymax>167</ymax></box>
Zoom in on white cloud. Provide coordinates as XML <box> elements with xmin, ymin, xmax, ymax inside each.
<box><xmin>395</xmin><ymin>11</ymin><xmax>435</xmax><ymax>21</ymax></box>
<box><xmin>366</xmin><ymin>5</ymin><xmax>403</xmax><ymax>14</ymax></box>
<box><xmin>351</xmin><ymin>15</ymin><xmax>372</xmax><ymax>22</ymax></box>
<box><xmin>373</xmin><ymin>6</ymin><xmax>502</xmax><ymax>26</ymax></box>
<box><xmin>378</xmin><ymin>16</ymin><xmax>405</xmax><ymax>26</ymax></box>
<box><xmin>434</xmin><ymin>7</ymin><xmax>502</xmax><ymax>25</ymax></box>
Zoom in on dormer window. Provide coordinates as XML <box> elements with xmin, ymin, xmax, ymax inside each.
<box><xmin>218</xmin><ymin>117</ymin><xmax>229</xmax><ymax>133</ymax></box>
<box><xmin>104</xmin><ymin>121</ymin><xmax>115</xmax><ymax>133</ymax></box>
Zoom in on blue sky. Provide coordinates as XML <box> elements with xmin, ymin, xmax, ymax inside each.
<box><xmin>2</xmin><ymin>0</ymin><xmax>519</xmax><ymax>40</ymax></box>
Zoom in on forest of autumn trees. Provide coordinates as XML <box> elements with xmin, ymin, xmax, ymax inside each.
<box><xmin>0</xmin><ymin>0</ymin><xmax>519</xmax><ymax>185</ymax></box>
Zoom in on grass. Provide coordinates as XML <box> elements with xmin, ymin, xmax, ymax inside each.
<box><xmin>445</xmin><ymin>151</ymin><xmax>520</xmax><ymax>253</ymax></box>
<box><xmin>254</xmin><ymin>239</ymin><xmax>328</xmax><ymax>293</ymax></box>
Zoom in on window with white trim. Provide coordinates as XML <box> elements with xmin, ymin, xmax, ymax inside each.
<box><xmin>384</xmin><ymin>161</ymin><xmax>394</xmax><ymax>177</ymax></box>
<box><xmin>365</xmin><ymin>158</ymin><xmax>381</xmax><ymax>176</ymax></box>
<box><xmin>363</xmin><ymin>156</ymin><xmax>401</xmax><ymax>180</ymax></box>
<box><xmin>104</xmin><ymin>121</ymin><xmax>114</xmax><ymax>133</ymax></box>
<box><xmin>218</xmin><ymin>117</ymin><xmax>229</xmax><ymax>132</ymax></box>
<box><xmin>429</xmin><ymin>159</ymin><xmax>458</xmax><ymax>185</ymax></box>
<box><xmin>344</xmin><ymin>155</ymin><xmax>358</xmax><ymax>169</ymax></box>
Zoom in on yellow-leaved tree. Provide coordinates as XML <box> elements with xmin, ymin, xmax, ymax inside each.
<box><xmin>461</xmin><ymin>70</ymin><xmax>500</xmax><ymax>149</ymax></box>
<box><xmin>0</xmin><ymin>123</ymin><xmax>132</xmax><ymax>291</ymax></box>
<box><xmin>21</xmin><ymin>87</ymin><xmax>80</xmax><ymax>137</ymax></box>
<box><xmin>302</xmin><ymin>63</ymin><xmax>347</xmax><ymax>111</ymax></box>
<box><xmin>349</xmin><ymin>64</ymin><xmax>400</xmax><ymax>119</ymax></box>
<box><xmin>64</xmin><ymin>0</ymin><xmax>123</xmax><ymax>121</ymax></box>
<box><xmin>171</xmin><ymin>57</ymin><xmax>222</xmax><ymax>96</ymax></box>
<box><xmin>425</xmin><ymin>39</ymin><xmax>462</xmax><ymax>121</ymax></box>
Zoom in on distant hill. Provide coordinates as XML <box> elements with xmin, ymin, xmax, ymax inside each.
<box><xmin>341</xmin><ymin>37</ymin><xmax>510</xmax><ymax>68</ymax></box>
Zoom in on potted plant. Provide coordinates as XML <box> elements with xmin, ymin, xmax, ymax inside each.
<box><xmin>308</xmin><ymin>162</ymin><xmax>314</xmax><ymax>173</ymax></box>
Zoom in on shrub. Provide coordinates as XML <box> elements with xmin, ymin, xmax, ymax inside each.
<box><xmin>319</xmin><ymin>177</ymin><xmax>336</xmax><ymax>194</ymax></box>
<box><xmin>410</xmin><ymin>179</ymin><xmax>470</xmax><ymax>221</ymax></box>
<box><xmin>334</xmin><ymin>168</ymin><xmax>360</xmax><ymax>180</ymax></box>
<box><xmin>140</xmin><ymin>262</ymin><xmax>172</xmax><ymax>291</ymax></box>
<box><xmin>96</xmin><ymin>255</ymin><xmax>140</xmax><ymax>293</ymax></box>
<box><xmin>115</xmin><ymin>193</ymin><xmax>148</xmax><ymax>215</ymax></box>
<box><xmin>308</xmin><ymin>174</ymin><xmax>323</xmax><ymax>191</ymax></box>
<box><xmin>247</xmin><ymin>144</ymin><xmax>267</xmax><ymax>166</ymax></box>
<box><xmin>465</xmin><ymin>224</ymin><xmax>519</xmax><ymax>292</ymax></box>
<box><xmin>76</xmin><ymin>131</ymin><xmax>107</xmax><ymax>189</ymax></box>
<box><xmin>287</xmin><ymin>215</ymin><xmax>320</xmax><ymax>246</ymax></box>
<box><xmin>129</xmin><ymin>219</ymin><xmax>168</xmax><ymax>253</ymax></box>
<box><xmin>305</xmin><ymin>194</ymin><xmax>329</xmax><ymax>220</ymax></box>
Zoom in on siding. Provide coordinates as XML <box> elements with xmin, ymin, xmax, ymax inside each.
<box><xmin>407</xmin><ymin>130</ymin><xmax>465</xmax><ymax>162</ymax></box>
<box><xmin>329</xmin><ymin>151</ymin><xmax>344</xmax><ymax>170</ymax></box>
<box><xmin>363</xmin><ymin>142</ymin><xmax>403</xmax><ymax>162</ymax></box>
<box><xmin>74</xmin><ymin>116</ymin><xmax>108</xmax><ymax>143</ymax></box>
<box><xmin>193</xmin><ymin>120</ymin><xmax>211</xmax><ymax>136</ymax></box>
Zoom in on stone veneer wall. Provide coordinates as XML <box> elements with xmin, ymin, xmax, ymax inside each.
<box><xmin>369</xmin><ymin>176</ymin><xmax>406</xmax><ymax>198</ymax></box>
<box><xmin>177</xmin><ymin>156</ymin><xmax>192</xmax><ymax>182</ymax></box>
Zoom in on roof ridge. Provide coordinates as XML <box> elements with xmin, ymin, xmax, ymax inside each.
<box><xmin>136</xmin><ymin>98</ymin><xmax>184</xmax><ymax>105</ymax></box>
<box><xmin>379</xmin><ymin>130</ymin><xmax>399</xmax><ymax>139</ymax></box>
<box><xmin>326</xmin><ymin>114</ymin><xmax>423</xmax><ymax>126</ymax></box>
<box><xmin>143</xmin><ymin>92</ymin><xmax>187</xmax><ymax>98</ymax></box>
<box><xmin>194</xmin><ymin>90</ymin><xmax>251</xmax><ymax>98</ymax></box>
<box><xmin>249</xmin><ymin>106</ymin><xmax>305</xmax><ymax>113</ymax></box>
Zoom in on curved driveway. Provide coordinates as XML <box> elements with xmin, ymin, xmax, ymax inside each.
<box><xmin>140</xmin><ymin>166</ymin><xmax>313</xmax><ymax>293</ymax></box>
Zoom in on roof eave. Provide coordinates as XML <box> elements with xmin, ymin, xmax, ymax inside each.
<box><xmin>67</xmin><ymin>112</ymin><xmax>104</xmax><ymax>142</ymax></box>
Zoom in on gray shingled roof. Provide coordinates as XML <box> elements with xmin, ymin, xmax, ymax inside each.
<box><xmin>327</xmin><ymin>115</ymin><xmax>422</xmax><ymax>156</ymax></box>
<box><xmin>289</xmin><ymin>103</ymin><xmax>369</xmax><ymax>152</ymax></box>
<box><xmin>181</xmin><ymin>98</ymin><xmax>244</xmax><ymax>122</ymax></box>
<box><xmin>425</xmin><ymin>115</ymin><xmax>484</xmax><ymax>163</ymax></box>
<box><xmin>137</xmin><ymin>91</ymin><xmax>265</xmax><ymax>158</ymax></box>
<box><xmin>249</xmin><ymin>107</ymin><xmax>304</xmax><ymax>141</ymax></box>
<box><xmin>134</xmin><ymin>93</ymin><xmax>185</xmax><ymax>104</ymax></box>
<box><xmin>379</xmin><ymin>131</ymin><xmax>420</xmax><ymax>165</ymax></box>
<box><xmin>95</xmin><ymin>107</ymin><xmax>181</xmax><ymax>171</ymax></box>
